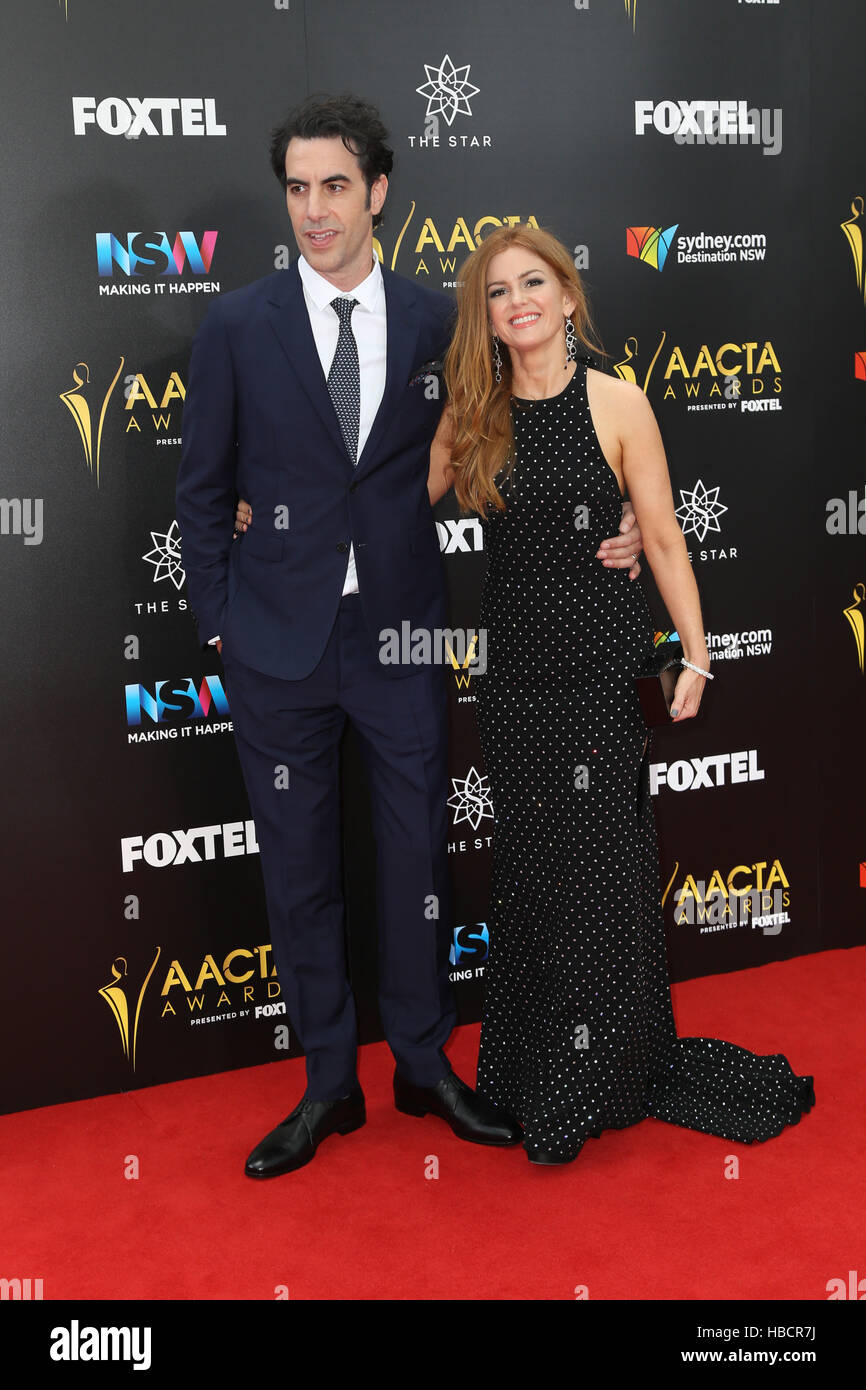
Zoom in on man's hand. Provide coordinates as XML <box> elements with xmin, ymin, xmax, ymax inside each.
<box><xmin>597</xmin><ymin>499</ymin><xmax>643</xmax><ymax>580</ymax></box>
<box><xmin>235</xmin><ymin>499</ymin><xmax>252</xmax><ymax>534</ymax></box>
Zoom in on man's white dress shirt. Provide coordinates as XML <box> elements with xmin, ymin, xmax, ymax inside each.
<box><xmin>297</xmin><ymin>252</ymin><xmax>387</xmax><ymax>595</ymax></box>
<box><xmin>210</xmin><ymin>253</ymin><xmax>387</xmax><ymax>642</ymax></box>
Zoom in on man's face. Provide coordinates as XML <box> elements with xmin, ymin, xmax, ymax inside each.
<box><xmin>284</xmin><ymin>135</ymin><xmax>387</xmax><ymax>291</ymax></box>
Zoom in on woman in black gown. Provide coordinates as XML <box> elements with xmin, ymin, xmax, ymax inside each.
<box><xmin>427</xmin><ymin>224</ymin><xmax>814</xmax><ymax>1164</ymax></box>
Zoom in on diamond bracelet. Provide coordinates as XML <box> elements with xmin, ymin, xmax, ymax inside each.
<box><xmin>680</xmin><ymin>659</ymin><xmax>714</xmax><ymax>680</ymax></box>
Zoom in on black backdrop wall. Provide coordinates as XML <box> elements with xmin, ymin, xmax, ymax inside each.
<box><xmin>0</xmin><ymin>0</ymin><xmax>862</xmax><ymax>1115</ymax></box>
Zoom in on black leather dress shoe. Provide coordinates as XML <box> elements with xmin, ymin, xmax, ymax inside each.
<box><xmin>393</xmin><ymin>1070</ymin><xmax>522</xmax><ymax>1146</ymax></box>
<box><xmin>244</xmin><ymin>1090</ymin><xmax>365</xmax><ymax>1178</ymax></box>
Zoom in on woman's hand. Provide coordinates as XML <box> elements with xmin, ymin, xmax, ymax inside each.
<box><xmin>597</xmin><ymin>500</ymin><xmax>642</xmax><ymax>579</ymax></box>
<box><xmin>234</xmin><ymin>499</ymin><xmax>252</xmax><ymax>535</ymax></box>
<box><xmin>669</xmin><ymin>667</ymin><xmax>706</xmax><ymax>721</ymax></box>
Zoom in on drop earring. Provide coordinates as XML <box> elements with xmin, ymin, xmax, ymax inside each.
<box><xmin>565</xmin><ymin>315</ymin><xmax>576</xmax><ymax>368</ymax></box>
<box><xmin>491</xmin><ymin>333</ymin><xmax>502</xmax><ymax>384</ymax></box>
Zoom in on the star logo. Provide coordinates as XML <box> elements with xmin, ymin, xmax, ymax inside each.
<box><xmin>447</xmin><ymin>766</ymin><xmax>493</xmax><ymax>830</ymax></box>
<box><xmin>416</xmin><ymin>54</ymin><xmax>479</xmax><ymax>127</ymax></box>
<box><xmin>675</xmin><ymin>480</ymin><xmax>728</xmax><ymax>543</ymax></box>
<box><xmin>143</xmin><ymin>520</ymin><xmax>185</xmax><ymax>589</ymax></box>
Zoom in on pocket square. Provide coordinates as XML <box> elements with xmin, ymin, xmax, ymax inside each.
<box><xmin>407</xmin><ymin>359</ymin><xmax>444</xmax><ymax>387</ymax></box>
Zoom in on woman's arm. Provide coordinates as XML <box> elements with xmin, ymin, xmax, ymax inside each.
<box><xmin>427</xmin><ymin>404</ymin><xmax>456</xmax><ymax>507</ymax></box>
<box><xmin>615</xmin><ymin>379</ymin><xmax>711</xmax><ymax>720</ymax></box>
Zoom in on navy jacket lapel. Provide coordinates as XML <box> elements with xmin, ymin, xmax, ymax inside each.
<box><xmin>265</xmin><ymin>263</ymin><xmax>349</xmax><ymax>460</ymax></box>
<box><xmin>355</xmin><ymin>266</ymin><xmax>420</xmax><ymax>477</ymax></box>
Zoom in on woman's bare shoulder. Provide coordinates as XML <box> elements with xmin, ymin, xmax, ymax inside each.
<box><xmin>586</xmin><ymin>366</ymin><xmax>650</xmax><ymax>412</ymax></box>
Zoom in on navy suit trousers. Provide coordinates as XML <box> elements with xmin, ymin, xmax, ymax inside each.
<box><xmin>221</xmin><ymin>593</ymin><xmax>457</xmax><ymax>1100</ymax></box>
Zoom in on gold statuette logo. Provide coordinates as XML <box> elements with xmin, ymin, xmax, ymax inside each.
<box><xmin>841</xmin><ymin>197</ymin><xmax>865</xmax><ymax>304</ymax></box>
<box><xmin>614</xmin><ymin>332</ymin><xmax>667</xmax><ymax>394</ymax></box>
<box><xmin>843</xmin><ymin>582</ymin><xmax>866</xmax><ymax>673</ymax></box>
<box><xmin>59</xmin><ymin>358</ymin><xmax>124</xmax><ymax>486</ymax></box>
<box><xmin>98</xmin><ymin>949</ymin><xmax>161</xmax><ymax>1070</ymax></box>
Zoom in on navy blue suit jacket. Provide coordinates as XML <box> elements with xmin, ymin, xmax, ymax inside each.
<box><xmin>176</xmin><ymin>261</ymin><xmax>455</xmax><ymax>680</ymax></box>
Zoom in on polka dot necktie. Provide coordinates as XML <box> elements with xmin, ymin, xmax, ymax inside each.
<box><xmin>327</xmin><ymin>297</ymin><xmax>360</xmax><ymax>462</ymax></box>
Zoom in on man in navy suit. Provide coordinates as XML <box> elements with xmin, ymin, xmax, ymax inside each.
<box><xmin>176</xmin><ymin>95</ymin><xmax>643</xmax><ymax>1177</ymax></box>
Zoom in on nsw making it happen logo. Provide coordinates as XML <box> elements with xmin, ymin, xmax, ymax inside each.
<box><xmin>95</xmin><ymin>230</ymin><xmax>219</xmax><ymax>298</ymax></box>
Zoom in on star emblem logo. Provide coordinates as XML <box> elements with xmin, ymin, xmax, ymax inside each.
<box><xmin>674</xmin><ymin>480</ymin><xmax>728</xmax><ymax>543</ymax></box>
<box><xmin>142</xmin><ymin>519</ymin><xmax>185</xmax><ymax>589</ymax></box>
<box><xmin>416</xmin><ymin>54</ymin><xmax>479</xmax><ymax>127</ymax></box>
<box><xmin>447</xmin><ymin>766</ymin><xmax>494</xmax><ymax>831</ymax></box>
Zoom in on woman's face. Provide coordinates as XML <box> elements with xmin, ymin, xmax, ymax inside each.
<box><xmin>485</xmin><ymin>246</ymin><xmax>576</xmax><ymax>360</ymax></box>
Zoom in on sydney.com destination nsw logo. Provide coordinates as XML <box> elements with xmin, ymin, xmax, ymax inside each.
<box><xmin>627</xmin><ymin>222</ymin><xmax>768</xmax><ymax>270</ymax></box>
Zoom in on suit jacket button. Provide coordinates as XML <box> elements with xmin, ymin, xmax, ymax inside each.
<box><xmin>336</xmin><ymin>541</ymin><xmax>348</xmax><ymax>553</ymax></box>
<box><xmin>349</xmin><ymin>481</ymin><xmax>359</xmax><ymax>493</ymax></box>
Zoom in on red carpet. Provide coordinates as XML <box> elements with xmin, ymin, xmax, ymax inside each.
<box><xmin>1</xmin><ymin>948</ymin><xmax>861</xmax><ymax>1301</ymax></box>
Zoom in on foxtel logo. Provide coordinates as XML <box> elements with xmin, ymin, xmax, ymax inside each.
<box><xmin>635</xmin><ymin>99</ymin><xmax>782</xmax><ymax>155</ymax></box>
<box><xmin>649</xmin><ymin>750</ymin><xmax>764</xmax><ymax>795</ymax></box>
<box><xmin>435</xmin><ymin>518</ymin><xmax>484</xmax><ymax>553</ymax></box>
<box><xmin>121</xmin><ymin>821</ymin><xmax>259</xmax><ymax>872</ymax></box>
<box><xmin>72</xmin><ymin>97</ymin><xmax>226</xmax><ymax>137</ymax></box>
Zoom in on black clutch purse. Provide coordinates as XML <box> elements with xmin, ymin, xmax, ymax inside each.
<box><xmin>635</xmin><ymin>640</ymin><xmax>683</xmax><ymax>726</ymax></box>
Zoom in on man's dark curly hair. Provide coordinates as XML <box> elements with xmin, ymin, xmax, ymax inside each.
<box><xmin>269</xmin><ymin>93</ymin><xmax>394</xmax><ymax>229</ymax></box>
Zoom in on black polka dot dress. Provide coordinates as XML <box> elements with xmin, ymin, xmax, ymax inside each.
<box><xmin>473</xmin><ymin>360</ymin><xmax>815</xmax><ymax>1161</ymax></box>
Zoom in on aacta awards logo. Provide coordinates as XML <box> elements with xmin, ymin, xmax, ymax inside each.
<box><xmin>372</xmin><ymin>205</ymin><xmax>539</xmax><ymax>286</ymax></box>
<box><xmin>445</xmin><ymin>632</ymin><xmax>482</xmax><ymax>704</ymax></box>
<box><xmin>98</xmin><ymin>943</ymin><xmax>285</xmax><ymax>1070</ymax></box>
<box><xmin>123</xmin><ymin>368</ymin><xmax>186</xmax><ymax>446</ymax></box>
<box><xmin>841</xmin><ymin>197</ymin><xmax>865</xmax><ymax>305</ymax></box>
<box><xmin>60</xmin><ymin>359</ymin><xmax>186</xmax><ymax>480</ymax></box>
<box><xmin>661</xmin><ymin>859</ymin><xmax>790</xmax><ymax>937</ymax></box>
<box><xmin>410</xmin><ymin>54</ymin><xmax>491</xmax><ymax>149</ymax></box>
<box><xmin>613</xmin><ymin>331</ymin><xmax>782</xmax><ymax>413</ymax></box>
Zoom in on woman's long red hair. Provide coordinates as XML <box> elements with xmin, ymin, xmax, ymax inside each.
<box><xmin>444</xmin><ymin>223</ymin><xmax>605</xmax><ymax>517</ymax></box>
